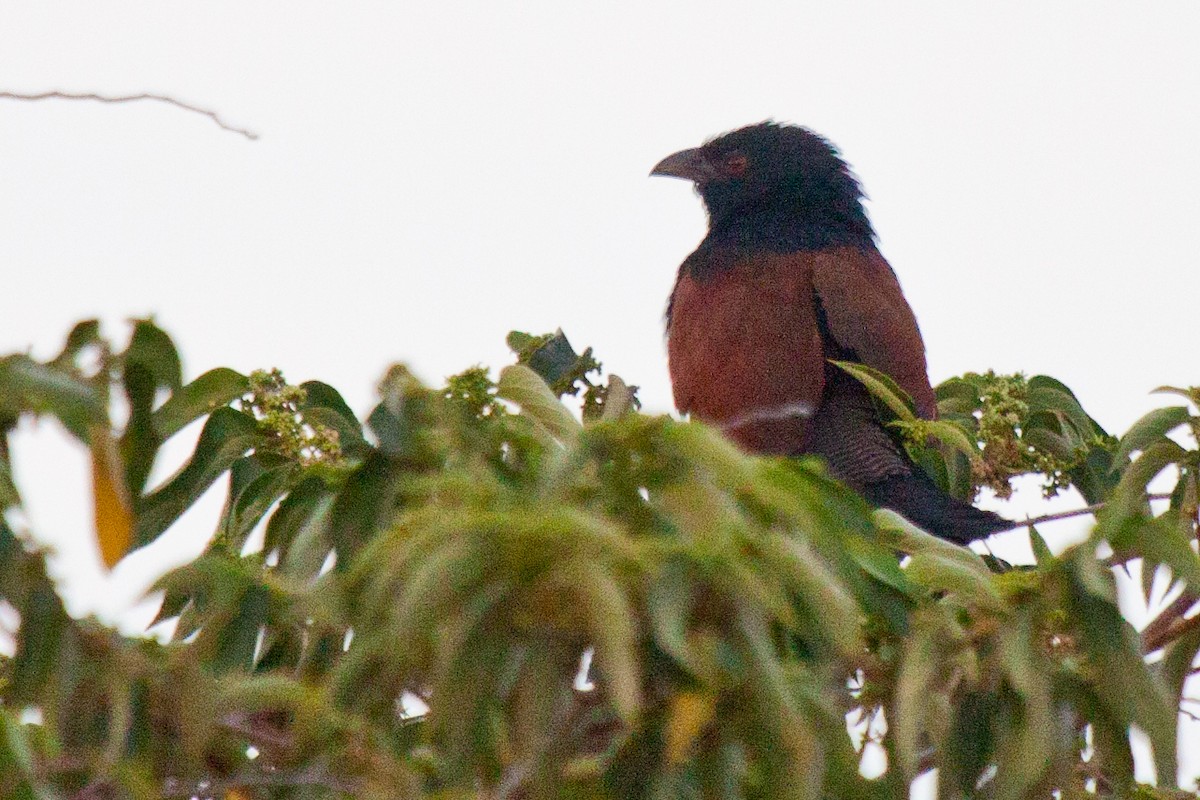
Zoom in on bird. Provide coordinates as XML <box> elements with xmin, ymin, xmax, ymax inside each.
<box><xmin>650</xmin><ymin>121</ymin><xmax>1009</xmax><ymax>544</ymax></box>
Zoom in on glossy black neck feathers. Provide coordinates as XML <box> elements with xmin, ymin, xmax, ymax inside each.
<box><xmin>694</xmin><ymin>122</ymin><xmax>875</xmax><ymax>260</ymax></box>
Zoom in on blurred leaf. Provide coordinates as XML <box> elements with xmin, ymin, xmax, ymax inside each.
<box><xmin>893</xmin><ymin>613</ymin><xmax>942</xmax><ymax>778</ymax></box>
<box><xmin>300</xmin><ymin>380</ymin><xmax>371</xmax><ymax>457</ymax></box>
<box><xmin>325</xmin><ymin>453</ymin><xmax>401</xmax><ymax>566</ymax></box>
<box><xmin>579</xmin><ymin>567</ymin><xmax>641</xmax><ymax>722</ymax></box>
<box><xmin>52</xmin><ymin>318</ymin><xmax>102</xmax><ymax>366</ymax></box>
<box><xmin>904</xmin><ymin>551</ymin><xmax>1003</xmax><ymax>610</ymax></box>
<box><xmin>497</xmin><ymin>364</ymin><xmax>581</xmax><ymax>442</ymax></box>
<box><xmin>1064</xmin><ymin>553</ymin><xmax>1178</xmax><ymax>785</ymax></box>
<box><xmin>1112</xmin><ymin>405</ymin><xmax>1192</xmax><ymax>468</ymax></box>
<box><xmin>600</xmin><ymin>374</ymin><xmax>638</xmax><ymax>421</ymax></box>
<box><xmin>1028</xmin><ymin>526</ymin><xmax>1053</xmax><ymax>565</ymax></box>
<box><xmin>1103</xmin><ymin>439</ymin><xmax>1187</xmax><ymax>525</ymax></box>
<box><xmin>219</xmin><ymin>454</ymin><xmax>296</xmax><ymax>550</ymax></box>
<box><xmin>280</xmin><ymin>479</ymin><xmax>336</xmax><ymax>580</ymax></box>
<box><xmin>0</xmin><ymin>355</ymin><xmax>104</xmax><ymax>440</ymax></box>
<box><xmin>91</xmin><ymin>425</ymin><xmax>134</xmax><ymax>568</ymax></box>
<box><xmin>8</xmin><ymin>570</ymin><xmax>69</xmax><ymax>707</ymax></box>
<box><xmin>152</xmin><ymin>367</ymin><xmax>249</xmax><ymax>441</ymax></box>
<box><xmin>124</xmin><ymin>319</ymin><xmax>182</xmax><ymax>392</ymax></box>
<box><xmin>664</xmin><ymin>692</ymin><xmax>716</xmax><ymax>766</ymax></box>
<box><xmin>137</xmin><ymin>407</ymin><xmax>260</xmax><ymax>546</ymax></box>
<box><xmin>1159</xmin><ymin>621</ymin><xmax>1200</xmax><ymax>734</ymax></box>
<box><xmin>211</xmin><ymin>584</ymin><xmax>270</xmax><ymax>672</ymax></box>
<box><xmin>0</xmin><ymin>456</ymin><xmax>19</xmax><ymax>510</ymax></box>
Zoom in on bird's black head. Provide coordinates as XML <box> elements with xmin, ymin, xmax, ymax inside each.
<box><xmin>651</xmin><ymin>122</ymin><xmax>874</xmax><ymax>252</ymax></box>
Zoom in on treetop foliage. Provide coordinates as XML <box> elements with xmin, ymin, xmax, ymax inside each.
<box><xmin>0</xmin><ymin>320</ymin><xmax>1197</xmax><ymax>799</ymax></box>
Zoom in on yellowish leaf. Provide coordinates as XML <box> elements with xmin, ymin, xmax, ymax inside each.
<box><xmin>664</xmin><ymin>690</ymin><xmax>716</xmax><ymax>766</ymax></box>
<box><xmin>91</xmin><ymin>425</ymin><xmax>133</xmax><ymax>568</ymax></box>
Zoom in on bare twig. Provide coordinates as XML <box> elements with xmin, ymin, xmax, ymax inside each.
<box><xmin>1143</xmin><ymin>597</ymin><xmax>1200</xmax><ymax>654</ymax></box>
<box><xmin>1142</xmin><ymin>590</ymin><xmax>1200</xmax><ymax>652</ymax></box>
<box><xmin>0</xmin><ymin>90</ymin><xmax>258</xmax><ymax>140</ymax></box>
<box><xmin>993</xmin><ymin>492</ymin><xmax>1175</xmax><ymax>534</ymax></box>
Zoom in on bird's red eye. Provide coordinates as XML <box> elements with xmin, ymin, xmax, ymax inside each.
<box><xmin>721</xmin><ymin>153</ymin><xmax>748</xmax><ymax>177</ymax></box>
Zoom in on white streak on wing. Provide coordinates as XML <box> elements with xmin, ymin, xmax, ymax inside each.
<box><xmin>719</xmin><ymin>402</ymin><xmax>815</xmax><ymax>432</ymax></box>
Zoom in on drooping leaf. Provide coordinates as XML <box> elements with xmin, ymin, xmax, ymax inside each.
<box><xmin>136</xmin><ymin>407</ymin><xmax>260</xmax><ymax>546</ymax></box>
<box><xmin>497</xmin><ymin>364</ymin><xmax>581</xmax><ymax>443</ymax></box>
<box><xmin>8</xmin><ymin>571</ymin><xmax>69</xmax><ymax>707</ymax></box>
<box><xmin>1111</xmin><ymin>405</ymin><xmax>1192</xmax><ymax>468</ymax></box>
<box><xmin>830</xmin><ymin>360</ymin><xmax>916</xmax><ymax>421</ymax></box>
<box><xmin>300</xmin><ymin>380</ymin><xmax>371</xmax><ymax>457</ymax></box>
<box><xmin>91</xmin><ymin>425</ymin><xmax>134</xmax><ymax>568</ymax></box>
<box><xmin>151</xmin><ymin>367</ymin><xmax>249</xmax><ymax>441</ymax></box>
<box><xmin>0</xmin><ymin>355</ymin><xmax>105</xmax><ymax>441</ymax></box>
<box><xmin>54</xmin><ymin>318</ymin><xmax>102</xmax><ymax>362</ymax></box>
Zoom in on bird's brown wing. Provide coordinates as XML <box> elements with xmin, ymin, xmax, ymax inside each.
<box><xmin>810</xmin><ymin>247</ymin><xmax>938</xmax><ymax>419</ymax></box>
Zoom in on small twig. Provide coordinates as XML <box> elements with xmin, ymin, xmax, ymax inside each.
<box><xmin>1141</xmin><ymin>588</ymin><xmax>1199</xmax><ymax>654</ymax></box>
<box><xmin>994</xmin><ymin>492</ymin><xmax>1175</xmax><ymax>534</ymax></box>
<box><xmin>1143</xmin><ymin>600</ymin><xmax>1200</xmax><ymax>655</ymax></box>
<box><xmin>0</xmin><ymin>90</ymin><xmax>258</xmax><ymax>140</ymax></box>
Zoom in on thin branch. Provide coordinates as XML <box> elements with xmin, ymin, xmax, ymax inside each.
<box><xmin>1000</xmin><ymin>502</ymin><xmax>1105</xmax><ymax>531</ymax></box>
<box><xmin>994</xmin><ymin>492</ymin><xmax>1175</xmax><ymax>533</ymax></box>
<box><xmin>1142</xmin><ymin>590</ymin><xmax>1200</xmax><ymax>653</ymax></box>
<box><xmin>1143</xmin><ymin>599</ymin><xmax>1200</xmax><ymax>654</ymax></box>
<box><xmin>0</xmin><ymin>90</ymin><xmax>258</xmax><ymax>140</ymax></box>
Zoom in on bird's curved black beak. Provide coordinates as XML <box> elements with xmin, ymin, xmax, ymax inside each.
<box><xmin>650</xmin><ymin>147</ymin><xmax>714</xmax><ymax>184</ymax></box>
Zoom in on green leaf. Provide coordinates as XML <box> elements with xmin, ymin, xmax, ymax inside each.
<box><xmin>1159</xmin><ymin>620</ymin><xmax>1200</xmax><ymax>736</ymax></box>
<box><xmin>136</xmin><ymin>407</ymin><xmax>260</xmax><ymax>546</ymax></box>
<box><xmin>830</xmin><ymin>360</ymin><xmax>916</xmax><ymax>421</ymax></box>
<box><xmin>507</xmin><ymin>329</ymin><xmax>599</xmax><ymax>397</ymax></box>
<box><xmin>922</xmin><ymin>419</ymin><xmax>979</xmax><ymax>458</ymax></box>
<box><xmin>52</xmin><ymin>318</ymin><xmax>101</xmax><ymax>366</ymax></box>
<box><xmin>894</xmin><ymin>613</ymin><xmax>942</xmax><ymax>778</ymax></box>
<box><xmin>210</xmin><ymin>584</ymin><xmax>270</xmax><ymax>672</ymax></box>
<box><xmin>0</xmin><ymin>355</ymin><xmax>105</xmax><ymax>441</ymax></box>
<box><xmin>123</xmin><ymin>319</ymin><xmax>182</xmax><ymax>392</ymax></box>
<box><xmin>280</xmin><ymin>480</ymin><xmax>336</xmax><ymax>580</ymax></box>
<box><xmin>120</xmin><ymin>357</ymin><xmax>161</xmax><ymax>498</ymax></box>
<box><xmin>1112</xmin><ymin>405</ymin><xmax>1192</xmax><ymax>468</ymax></box>
<box><xmin>219</xmin><ymin>454</ymin><xmax>297</xmax><ymax>550</ymax></box>
<box><xmin>497</xmin><ymin>364</ymin><xmax>581</xmax><ymax>442</ymax></box>
<box><xmin>0</xmin><ymin>457</ymin><xmax>20</xmax><ymax>510</ymax></box>
<box><xmin>151</xmin><ymin>367</ymin><xmax>249</xmax><ymax>441</ymax></box>
<box><xmin>1153</xmin><ymin>385</ymin><xmax>1200</xmax><ymax>407</ymax></box>
<box><xmin>873</xmin><ymin>509</ymin><xmax>990</xmax><ymax>573</ymax></box>
<box><xmin>904</xmin><ymin>551</ymin><xmax>1003</xmax><ymax>610</ymax></box>
<box><xmin>934</xmin><ymin>376</ymin><xmax>980</xmax><ymax>412</ymax></box>
<box><xmin>8</xmin><ymin>573</ymin><xmax>69</xmax><ymax>706</ymax></box>
<box><xmin>579</xmin><ymin>567</ymin><xmax>641</xmax><ymax>722</ymax></box>
<box><xmin>1028</xmin><ymin>526</ymin><xmax>1053</xmax><ymax>565</ymax></box>
<box><xmin>647</xmin><ymin>558</ymin><xmax>694</xmax><ymax>670</ymax></box>
<box><xmin>1064</xmin><ymin>558</ymin><xmax>1178</xmax><ymax>785</ymax></box>
<box><xmin>326</xmin><ymin>452</ymin><xmax>401</xmax><ymax>564</ymax></box>
<box><xmin>300</xmin><ymin>380</ymin><xmax>370</xmax><ymax>457</ymax></box>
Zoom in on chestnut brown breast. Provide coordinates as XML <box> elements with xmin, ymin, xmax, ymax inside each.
<box><xmin>667</xmin><ymin>251</ymin><xmax>825</xmax><ymax>454</ymax></box>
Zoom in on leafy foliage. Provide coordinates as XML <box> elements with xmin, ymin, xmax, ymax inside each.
<box><xmin>0</xmin><ymin>321</ymin><xmax>1197</xmax><ymax>799</ymax></box>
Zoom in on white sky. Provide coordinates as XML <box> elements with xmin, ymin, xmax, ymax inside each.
<box><xmin>2</xmin><ymin>1</ymin><xmax>1199</xmax><ymax>791</ymax></box>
